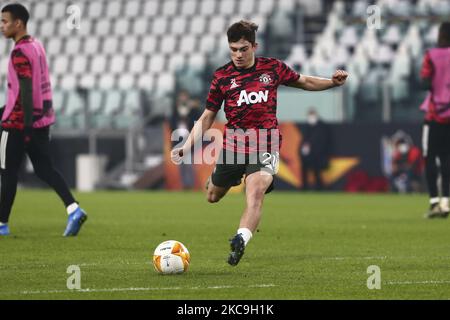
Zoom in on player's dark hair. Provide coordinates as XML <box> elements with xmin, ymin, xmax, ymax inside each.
<box><xmin>438</xmin><ymin>22</ymin><xmax>450</xmax><ymax>47</ymax></box>
<box><xmin>1</xmin><ymin>3</ymin><xmax>29</xmax><ymax>26</ymax></box>
<box><xmin>227</xmin><ymin>20</ymin><xmax>258</xmax><ymax>45</ymax></box>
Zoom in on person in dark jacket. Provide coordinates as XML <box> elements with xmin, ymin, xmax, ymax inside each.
<box><xmin>300</xmin><ymin>108</ymin><xmax>331</xmax><ymax>191</ymax></box>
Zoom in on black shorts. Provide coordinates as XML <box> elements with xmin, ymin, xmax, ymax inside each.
<box><xmin>210</xmin><ymin>150</ymin><xmax>280</xmax><ymax>193</ymax></box>
<box><xmin>422</xmin><ymin>121</ymin><xmax>450</xmax><ymax>158</ymax></box>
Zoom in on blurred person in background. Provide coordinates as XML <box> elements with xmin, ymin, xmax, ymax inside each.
<box><xmin>170</xmin><ymin>90</ymin><xmax>202</xmax><ymax>189</ymax></box>
<box><xmin>390</xmin><ymin>137</ymin><xmax>424</xmax><ymax>193</ymax></box>
<box><xmin>299</xmin><ymin>108</ymin><xmax>331</xmax><ymax>191</ymax></box>
<box><xmin>420</xmin><ymin>22</ymin><xmax>450</xmax><ymax>218</ymax></box>
<box><xmin>0</xmin><ymin>4</ymin><xmax>87</xmax><ymax>236</ymax></box>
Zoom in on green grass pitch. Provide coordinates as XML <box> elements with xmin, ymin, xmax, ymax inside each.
<box><xmin>0</xmin><ymin>190</ymin><xmax>449</xmax><ymax>300</ymax></box>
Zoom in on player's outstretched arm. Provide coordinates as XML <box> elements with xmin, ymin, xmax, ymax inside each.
<box><xmin>171</xmin><ymin>109</ymin><xmax>217</xmax><ymax>163</ymax></box>
<box><xmin>288</xmin><ymin>70</ymin><xmax>348</xmax><ymax>91</ymax></box>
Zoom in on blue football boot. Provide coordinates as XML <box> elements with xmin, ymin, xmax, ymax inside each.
<box><xmin>0</xmin><ymin>224</ymin><xmax>10</xmax><ymax>236</ymax></box>
<box><xmin>63</xmin><ymin>208</ymin><xmax>87</xmax><ymax>237</ymax></box>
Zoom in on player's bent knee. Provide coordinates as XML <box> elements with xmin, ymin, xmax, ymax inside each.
<box><xmin>207</xmin><ymin>192</ymin><xmax>221</xmax><ymax>203</ymax></box>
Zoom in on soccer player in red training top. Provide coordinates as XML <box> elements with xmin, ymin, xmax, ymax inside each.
<box><xmin>171</xmin><ymin>21</ymin><xmax>348</xmax><ymax>266</ymax></box>
<box><xmin>420</xmin><ymin>22</ymin><xmax>450</xmax><ymax>219</ymax></box>
<box><xmin>0</xmin><ymin>4</ymin><xmax>87</xmax><ymax>236</ymax></box>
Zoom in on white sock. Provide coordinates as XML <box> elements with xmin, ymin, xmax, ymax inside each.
<box><xmin>440</xmin><ymin>197</ymin><xmax>449</xmax><ymax>211</ymax></box>
<box><xmin>237</xmin><ymin>228</ymin><xmax>253</xmax><ymax>246</ymax></box>
<box><xmin>0</xmin><ymin>222</ymin><xmax>6</xmax><ymax>226</ymax></box>
<box><xmin>430</xmin><ymin>197</ymin><xmax>440</xmax><ymax>205</ymax></box>
<box><xmin>67</xmin><ymin>203</ymin><xmax>79</xmax><ymax>215</ymax></box>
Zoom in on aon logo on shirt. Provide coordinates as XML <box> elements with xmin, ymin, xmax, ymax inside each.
<box><xmin>237</xmin><ymin>90</ymin><xmax>269</xmax><ymax>107</ymax></box>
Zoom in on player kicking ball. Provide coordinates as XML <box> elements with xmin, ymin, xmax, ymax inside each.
<box><xmin>171</xmin><ymin>21</ymin><xmax>347</xmax><ymax>266</ymax></box>
<box><xmin>0</xmin><ymin>4</ymin><xmax>87</xmax><ymax>237</ymax></box>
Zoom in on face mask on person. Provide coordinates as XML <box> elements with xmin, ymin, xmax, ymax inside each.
<box><xmin>307</xmin><ymin>115</ymin><xmax>318</xmax><ymax>125</ymax></box>
<box><xmin>178</xmin><ymin>105</ymin><xmax>189</xmax><ymax>117</ymax></box>
<box><xmin>398</xmin><ymin>143</ymin><xmax>409</xmax><ymax>154</ymax></box>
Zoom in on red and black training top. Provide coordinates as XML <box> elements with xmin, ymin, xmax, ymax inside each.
<box><xmin>206</xmin><ymin>57</ymin><xmax>300</xmax><ymax>153</ymax></box>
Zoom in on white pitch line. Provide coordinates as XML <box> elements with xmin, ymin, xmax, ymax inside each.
<box><xmin>322</xmin><ymin>256</ymin><xmax>387</xmax><ymax>260</ymax></box>
<box><xmin>385</xmin><ymin>280</ymin><xmax>450</xmax><ymax>285</ymax></box>
<box><xmin>13</xmin><ymin>284</ymin><xmax>277</xmax><ymax>295</ymax></box>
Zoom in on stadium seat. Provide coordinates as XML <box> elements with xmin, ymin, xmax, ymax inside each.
<box><xmin>122</xmin><ymin>90</ymin><xmax>141</xmax><ymax>115</ymax></box>
<box><xmin>339</xmin><ymin>25</ymin><xmax>359</xmax><ymax>48</ymax></box>
<box><xmin>65</xmin><ymin>91</ymin><xmax>84</xmax><ymax>115</ymax></box>
<box><xmin>187</xmin><ymin>55</ymin><xmax>206</xmax><ymax>70</ymax></box>
<box><xmin>106</xmin><ymin>0</ymin><xmax>122</xmax><ymax>18</ymax></box>
<box><xmin>78</xmin><ymin>20</ymin><xmax>93</xmax><ymax>37</ymax></box>
<box><xmin>51</xmin><ymin>2</ymin><xmax>67</xmax><ymax>18</ymax></box>
<box><xmin>103</xmin><ymin>37</ymin><xmax>119</xmax><ymax>55</ymax></box>
<box><xmin>382</xmin><ymin>25</ymin><xmax>402</xmax><ymax>45</ymax></box>
<box><xmin>162</xmin><ymin>0</ymin><xmax>178</xmax><ymax>16</ymax></box>
<box><xmin>137</xmin><ymin>74</ymin><xmax>155</xmax><ymax>90</ymax></box>
<box><xmin>33</xmin><ymin>2</ymin><xmax>48</xmax><ymax>20</ymax></box>
<box><xmin>110</xmin><ymin>55</ymin><xmax>126</xmax><ymax>74</ymax></box>
<box><xmin>160</xmin><ymin>35</ymin><xmax>177</xmax><ymax>54</ymax></box>
<box><xmin>65</xmin><ymin>37</ymin><xmax>81</xmax><ymax>55</ymax></box>
<box><xmin>53</xmin><ymin>55</ymin><xmax>69</xmax><ymax>76</ymax></box>
<box><xmin>352</xmin><ymin>0</ymin><xmax>368</xmax><ymax>17</ymax></box>
<box><xmin>79</xmin><ymin>74</ymin><xmax>96</xmax><ymax>88</ymax></box>
<box><xmin>257</xmin><ymin>0</ymin><xmax>275</xmax><ymax>15</ymax></box>
<box><xmin>156</xmin><ymin>74</ymin><xmax>175</xmax><ymax>96</ymax></box>
<box><xmin>98</xmin><ymin>74</ymin><xmax>116</xmax><ymax>90</ymax></box>
<box><xmin>57</xmin><ymin>20</ymin><xmax>72</xmax><ymax>37</ymax></box>
<box><xmin>52</xmin><ymin>90</ymin><xmax>65</xmax><ymax>113</ymax></box>
<box><xmin>118</xmin><ymin>74</ymin><xmax>136</xmax><ymax>90</ymax></box>
<box><xmin>171</xmin><ymin>16</ymin><xmax>188</xmax><ymax>35</ymax></box>
<box><xmin>71</xmin><ymin>55</ymin><xmax>88</xmax><ymax>76</ymax></box>
<box><xmin>199</xmin><ymin>35</ymin><xmax>217</xmax><ymax>53</ymax></box>
<box><xmin>122</xmin><ymin>37</ymin><xmax>138</xmax><ymax>55</ymax></box>
<box><xmin>129</xmin><ymin>55</ymin><xmax>147</xmax><ymax>74</ymax></box>
<box><xmin>209</xmin><ymin>16</ymin><xmax>227</xmax><ymax>34</ymax></box>
<box><xmin>143</xmin><ymin>0</ymin><xmax>160</xmax><ymax>16</ymax></box>
<box><xmin>179</xmin><ymin>35</ymin><xmax>197</xmax><ymax>54</ymax></box>
<box><xmin>90</xmin><ymin>55</ymin><xmax>108</xmax><ymax>75</ymax></box>
<box><xmin>200</xmin><ymin>0</ymin><xmax>217</xmax><ymax>15</ymax></box>
<box><xmin>60</xmin><ymin>74</ymin><xmax>77</xmax><ymax>90</ymax></box>
<box><xmin>124</xmin><ymin>0</ymin><xmax>141</xmax><ymax>18</ymax></box>
<box><xmin>113</xmin><ymin>18</ymin><xmax>130</xmax><ymax>36</ymax></box>
<box><xmin>404</xmin><ymin>24</ymin><xmax>423</xmax><ymax>59</ymax></box>
<box><xmin>103</xmin><ymin>90</ymin><xmax>122</xmax><ymax>115</ymax></box>
<box><xmin>432</xmin><ymin>0</ymin><xmax>450</xmax><ymax>16</ymax></box>
<box><xmin>168</xmin><ymin>54</ymin><xmax>186</xmax><ymax>72</ymax></box>
<box><xmin>424</xmin><ymin>23</ymin><xmax>439</xmax><ymax>46</ymax></box>
<box><xmin>39</xmin><ymin>20</ymin><xmax>55</xmax><ymax>38</ymax></box>
<box><xmin>285</xmin><ymin>44</ymin><xmax>307</xmax><ymax>67</ymax></box>
<box><xmin>88</xmin><ymin>90</ymin><xmax>105</xmax><ymax>115</ymax></box>
<box><xmin>47</xmin><ymin>38</ymin><xmax>62</xmax><ymax>56</ymax></box>
<box><xmin>83</xmin><ymin>37</ymin><xmax>100</xmax><ymax>55</ymax></box>
<box><xmin>88</xmin><ymin>1</ymin><xmax>104</xmax><ymax>19</ymax></box>
<box><xmin>180</xmin><ymin>0</ymin><xmax>198</xmax><ymax>16</ymax></box>
<box><xmin>152</xmin><ymin>17</ymin><xmax>168</xmax><ymax>35</ymax></box>
<box><xmin>149</xmin><ymin>54</ymin><xmax>166</xmax><ymax>74</ymax></box>
<box><xmin>132</xmin><ymin>17</ymin><xmax>149</xmax><ymax>36</ymax></box>
<box><xmin>218</xmin><ymin>0</ymin><xmax>236</xmax><ymax>15</ymax></box>
<box><xmin>140</xmin><ymin>35</ymin><xmax>158</xmax><ymax>54</ymax></box>
<box><xmin>96</xmin><ymin>20</ymin><xmax>111</xmax><ymax>36</ymax></box>
<box><xmin>190</xmin><ymin>16</ymin><xmax>206</xmax><ymax>35</ymax></box>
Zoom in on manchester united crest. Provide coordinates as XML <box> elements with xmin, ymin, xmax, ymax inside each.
<box><xmin>259</xmin><ymin>73</ymin><xmax>271</xmax><ymax>84</ymax></box>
